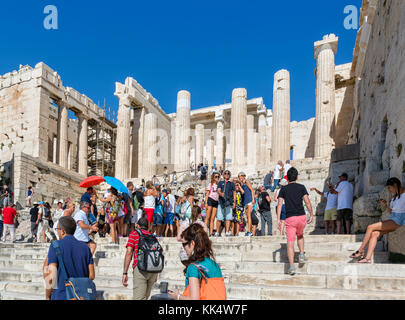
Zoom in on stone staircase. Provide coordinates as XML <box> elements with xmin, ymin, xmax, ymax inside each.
<box><xmin>1</xmin><ymin>234</ymin><xmax>405</xmax><ymax>300</ymax></box>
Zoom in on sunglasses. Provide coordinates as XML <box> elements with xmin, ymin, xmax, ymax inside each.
<box><xmin>214</xmin><ymin>175</ymin><xmax>220</xmax><ymax>178</ymax></box>
<box><xmin>182</xmin><ymin>241</ymin><xmax>189</xmax><ymax>248</ymax></box>
<box><xmin>224</xmin><ymin>172</ymin><xmax>230</xmax><ymax>175</ymax></box>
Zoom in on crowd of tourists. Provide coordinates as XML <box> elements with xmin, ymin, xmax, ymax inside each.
<box><xmin>2</xmin><ymin>159</ymin><xmax>405</xmax><ymax>300</ymax></box>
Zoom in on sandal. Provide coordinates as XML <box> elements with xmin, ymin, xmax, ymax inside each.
<box><xmin>350</xmin><ymin>250</ymin><xmax>364</xmax><ymax>259</ymax></box>
<box><xmin>357</xmin><ymin>257</ymin><xmax>371</xmax><ymax>264</ymax></box>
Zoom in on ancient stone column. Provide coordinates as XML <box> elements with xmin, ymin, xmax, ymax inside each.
<box><xmin>247</xmin><ymin>114</ymin><xmax>256</xmax><ymax>166</ymax></box>
<box><xmin>206</xmin><ymin>135</ymin><xmax>215</xmax><ymax>169</ymax></box>
<box><xmin>314</xmin><ymin>34</ymin><xmax>338</xmax><ymax>158</ymax></box>
<box><xmin>77</xmin><ymin>114</ymin><xmax>89</xmax><ymax>176</ymax></box>
<box><xmin>131</xmin><ymin>107</ymin><xmax>145</xmax><ymax>178</ymax></box>
<box><xmin>115</xmin><ymin>95</ymin><xmax>132</xmax><ymax>181</ymax></box>
<box><xmin>257</xmin><ymin>107</ymin><xmax>267</xmax><ymax>166</ymax></box>
<box><xmin>230</xmin><ymin>88</ymin><xmax>247</xmax><ymax>169</ymax></box>
<box><xmin>143</xmin><ymin>112</ymin><xmax>158</xmax><ymax>178</ymax></box>
<box><xmin>175</xmin><ymin>90</ymin><xmax>191</xmax><ymax>172</ymax></box>
<box><xmin>57</xmin><ymin>101</ymin><xmax>69</xmax><ymax>169</ymax></box>
<box><xmin>215</xmin><ymin>110</ymin><xmax>225</xmax><ymax>170</ymax></box>
<box><xmin>271</xmin><ymin>70</ymin><xmax>291</xmax><ymax>162</ymax></box>
<box><xmin>195</xmin><ymin>124</ymin><xmax>204</xmax><ymax>166</ymax></box>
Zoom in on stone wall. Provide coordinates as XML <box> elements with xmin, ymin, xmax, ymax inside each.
<box><xmin>12</xmin><ymin>152</ymin><xmax>84</xmax><ymax>206</ymax></box>
<box><xmin>350</xmin><ymin>0</ymin><xmax>405</xmax><ymax>255</ymax></box>
<box><xmin>290</xmin><ymin>118</ymin><xmax>315</xmax><ymax>160</ymax></box>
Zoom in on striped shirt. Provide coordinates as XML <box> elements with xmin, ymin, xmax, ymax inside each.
<box><xmin>126</xmin><ymin>228</ymin><xmax>152</xmax><ymax>269</ymax></box>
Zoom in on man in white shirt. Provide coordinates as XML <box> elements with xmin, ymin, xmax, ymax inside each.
<box><xmin>74</xmin><ymin>202</ymin><xmax>98</xmax><ymax>255</ymax></box>
<box><xmin>310</xmin><ymin>184</ymin><xmax>338</xmax><ymax>234</ymax></box>
<box><xmin>330</xmin><ymin>173</ymin><xmax>354</xmax><ymax>234</ymax></box>
<box><xmin>284</xmin><ymin>160</ymin><xmax>292</xmax><ymax>178</ymax></box>
<box><xmin>270</xmin><ymin>161</ymin><xmax>284</xmax><ymax>192</ymax></box>
<box><xmin>164</xmin><ymin>188</ymin><xmax>176</xmax><ymax>237</ymax></box>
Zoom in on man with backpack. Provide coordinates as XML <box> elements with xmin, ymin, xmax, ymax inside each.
<box><xmin>123</xmin><ymin>217</ymin><xmax>163</xmax><ymax>300</ymax></box>
<box><xmin>43</xmin><ymin>216</ymin><xmax>95</xmax><ymax>300</ymax></box>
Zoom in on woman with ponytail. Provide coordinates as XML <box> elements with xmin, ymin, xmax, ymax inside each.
<box><xmin>350</xmin><ymin>177</ymin><xmax>405</xmax><ymax>263</ymax></box>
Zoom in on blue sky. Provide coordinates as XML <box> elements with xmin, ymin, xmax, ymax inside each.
<box><xmin>0</xmin><ymin>0</ymin><xmax>361</xmax><ymax>122</ymax></box>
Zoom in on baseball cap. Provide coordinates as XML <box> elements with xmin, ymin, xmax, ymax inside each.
<box><xmin>136</xmin><ymin>185</ymin><xmax>142</xmax><ymax>190</ymax></box>
<box><xmin>339</xmin><ymin>173</ymin><xmax>348</xmax><ymax>179</ymax></box>
<box><xmin>39</xmin><ymin>201</ymin><xmax>45</xmax><ymax>205</ymax></box>
<box><xmin>162</xmin><ymin>189</ymin><xmax>168</xmax><ymax>193</ymax></box>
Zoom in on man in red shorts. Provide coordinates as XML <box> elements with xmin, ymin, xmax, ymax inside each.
<box><xmin>277</xmin><ymin>167</ymin><xmax>314</xmax><ymax>275</ymax></box>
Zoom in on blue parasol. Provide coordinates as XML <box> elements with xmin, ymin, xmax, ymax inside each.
<box><xmin>104</xmin><ymin>176</ymin><xmax>129</xmax><ymax>195</ymax></box>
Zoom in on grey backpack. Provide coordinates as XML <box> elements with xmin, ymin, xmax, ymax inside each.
<box><xmin>136</xmin><ymin>229</ymin><xmax>164</xmax><ymax>273</ymax></box>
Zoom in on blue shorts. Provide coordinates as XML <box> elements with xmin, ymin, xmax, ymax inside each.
<box><xmin>164</xmin><ymin>212</ymin><xmax>174</xmax><ymax>225</ymax></box>
<box><xmin>153</xmin><ymin>213</ymin><xmax>163</xmax><ymax>226</ymax></box>
<box><xmin>217</xmin><ymin>205</ymin><xmax>233</xmax><ymax>221</ymax></box>
<box><xmin>389</xmin><ymin>212</ymin><xmax>405</xmax><ymax>226</ymax></box>
<box><xmin>281</xmin><ymin>204</ymin><xmax>286</xmax><ymax>221</ymax></box>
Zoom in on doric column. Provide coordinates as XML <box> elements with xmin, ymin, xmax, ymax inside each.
<box><xmin>131</xmin><ymin>107</ymin><xmax>145</xmax><ymax>178</ymax></box>
<box><xmin>77</xmin><ymin>114</ymin><xmax>89</xmax><ymax>176</ymax></box>
<box><xmin>206</xmin><ymin>135</ymin><xmax>215</xmax><ymax>169</ymax></box>
<box><xmin>215</xmin><ymin>110</ymin><xmax>225</xmax><ymax>170</ymax></box>
<box><xmin>257</xmin><ymin>105</ymin><xmax>267</xmax><ymax>166</ymax></box>
<box><xmin>115</xmin><ymin>94</ymin><xmax>132</xmax><ymax>180</ymax></box>
<box><xmin>175</xmin><ymin>90</ymin><xmax>191</xmax><ymax>172</ymax></box>
<box><xmin>314</xmin><ymin>34</ymin><xmax>338</xmax><ymax>158</ymax></box>
<box><xmin>143</xmin><ymin>112</ymin><xmax>158</xmax><ymax>178</ymax></box>
<box><xmin>271</xmin><ymin>70</ymin><xmax>291</xmax><ymax>162</ymax></box>
<box><xmin>230</xmin><ymin>88</ymin><xmax>247</xmax><ymax>169</ymax></box>
<box><xmin>247</xmin><ymin>114</ymin><xmax>256</xmax><ymax>166</ymax></box>
<box><xmin>195</xmin><ymin>123</ymin><xmax>204</xmax><ymax>165</ymax></box>
<box><xmin>57</xmin><ymin>101</ymin><xmax>69</xmax><ymax>168</ymax></box>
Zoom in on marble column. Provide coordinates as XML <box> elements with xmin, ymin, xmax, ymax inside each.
<box><xmin>230</xmin><ymin>88</ymin><xmax>247</xmax><ymax>169</ymax></box>
<box><xmin>195</xmin><ymin>124</ymin><xmax>204</xmax><ymax>166</ymax></box>
<box><xmin>247</xmin><ymin>114</ymin><xmax>256</xmax><ymax>166</ymax></box>
<box><xmin>131</xmin><ymin>107</ymin><xmax>145</xmax><ymax>178</ymax></box>
<box><xmin>257</xmin><ymin>107</ymin><xmax>267</xmax><ymax>166</ymax></box>
<box><xmin>175</xmin><ymin>90</ymin><xmax>191</xmax><ymax>172</ymax></box>
<box><xmin>314</xmin><ymin>34</ymin><xmax>338</xmax><ymax>158</ymax></box>
<box><xmin>206</xmin><ymin>135</ymin><xmax>215</xmax><ymax>169</ymax></box>
<box><xmin>143</xmin><ymin>112</ymin><xmax>158</xmax><ymax>178</ymax></box>
<box><xmin>215</xmin><ymin>110</ymin><xmax>225</xmax><ymax>170</ymax></box>
<box><xmin>57</xmin><ymin>101</ymin><xmax>69</xmax><ymax>169</ymax></box>
<box><xmin>115</xmin><ymin>95</ymin><xmax>132</xmax><ymax>181</ymax></box>
<box><xmin>271</xmin><ymin>70</ymin><xmax>291</xmax><ymax>162</ymax></box>
<box><xmin>77</xmin><ymin>114</ymin><xmax>89</xmax><ymax>176</ymax></box>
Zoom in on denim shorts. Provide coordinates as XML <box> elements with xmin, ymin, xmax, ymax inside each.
<box><xmin>153</xmin><ymin>213</ymin><xmax>163</xmax><ymax>226</ymax></box>
<box><xmin>164</xmin><ymin>212</ymin><xmax>174</xmax><ymax>225</ymax></box>
<box><xmin>217</xmin><ymin>205</ymin><xmax>233</xmax><ymax>221</ymax></box>
<box><xmin>389</xmin><ymin>212</ymin><xmax>405</xmax><ymax>226</ymax></box>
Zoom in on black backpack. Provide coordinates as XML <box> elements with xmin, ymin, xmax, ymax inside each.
<box><xmin>43</xmin><ymin>207</ymin><xmax>51</xmax><ymax>219</ymax></box>
<box><xmin>201</xmin><ymin>166</ymin><xmax>207</xmax><ymax>175</ymax></box>
<box><xmin>136</xmin><ymin>229</ymin><xmax>164</xmax><ymax>273</ymax></box>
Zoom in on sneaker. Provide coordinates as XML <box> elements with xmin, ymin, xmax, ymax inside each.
<box><xmin>214</xmin><ymin>232</ymin><xmax>220</xmax><ymax>237</ymax></box>
<box><xmin>298</xmin><ymin>252</ymin><xmax>308</xmax><ymax>264</ymax></box>
<box><xmin>245</xmin><ymin>232</ymin><xmax>253</xmax><ymax>237</ymax></box>
<box><xmin>287</xmin><ymin>265</ymin><xmax>296</xmax><ymax>276</ymax></box>
<box><xmin>225</xmin><ymin>232</ymin><xmax>231</xmax><ymax>237</ymax></box>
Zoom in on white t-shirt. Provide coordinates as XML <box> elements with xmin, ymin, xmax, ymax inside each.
<box><xmin>284</xmin><ymin>164</ymin><xmax>292</xmax><ymax>176</ymax></box>
<box><xmin>167</xmin><ymin>194</ymin><xmax>176</xmax><ymax>213</ymax></box>
<box><xmin>324</xmin><ymin>192</ymin><xmax>338</xmax><ymax>210</ymax></box>
<box><xmin>390</xmin><ymin>194</ymin><xmax>405</xmax><ymax>213</ymax></box>
<box><xmin>53</xmin><ymin>208</ymin><xmax>64</xmax><ymax>222</ymax></box>
<box><xmin>73</xmin><ymin>210</ymin><xmax>90</xmax><ymax>242</ymax></box>
<box><xmin>274</xmin><ymin>165</ymin><xmax>282</xmax><ymax>180</ymax></box>
<box><xmin>335</xmin><ymin>181</ymin><xmax>354</xmax><ymax>210</ymax></box>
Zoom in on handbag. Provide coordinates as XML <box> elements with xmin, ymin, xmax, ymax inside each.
<box><xmin>51</xmin><ymin>241</ymin><xmax>97</xmax><ymax>300</ymax></box>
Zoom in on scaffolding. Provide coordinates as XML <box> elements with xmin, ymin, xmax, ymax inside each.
<box><xmin>87</xmin><ymin>102</ymin><xmax>117</xmax><ymax>177</ymax></box>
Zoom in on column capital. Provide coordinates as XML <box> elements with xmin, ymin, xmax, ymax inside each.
<box><xmin>215</xmin><ymin>110</ymin><xmax>225</xmax><ymax>123</ymax></box>
<box><xmin>117</xmin><ymin>94</ymin><xmax>132</xmax><ymax>108</ymax></box>
<box><xmin>314</xmin><ymin>34</ymin><xmax>338</xmax><ymax>58</ymax></box>
<box><xmin>77</xmin><ymin>111</ymin><xmax>91</xmax><ymax>121</ymax></box>
<box><xmin>257</xmin><ymin>104</ymin><xmax>267</xmax><ymax>115</ymax></box>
